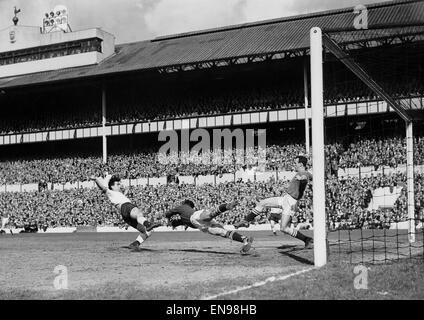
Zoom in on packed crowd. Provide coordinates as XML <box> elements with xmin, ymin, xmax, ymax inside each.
<box><xmin>106</xmin><ymin>82</ymin><xmax>304</xmax><ymax>124</ymax></box>
<box><xmin>1</xmin><ymin>171</ymin><xmax>423</xmax><ymax>231</ymax></box>
<box><xmin>1</xmin><ymin>135</ymin><xmax>424</xmax><ymax>185</ymax></box>
<box><xmin>0</xmin><ymin>72</ymin><xmax>422</xmax><ymax>135</ymax></box>
<box><xmin>323</xmin><ymin>76</ymin><xmax>424</xmax><ymax>104</ymax></box>
<box><xmin>324</xmin><ymin>173</ymin><xmax>411</xmax><ymax>230</ymax></box>
<box><xmin>0</xmin><ymin>113</ymin><xmax>100</xmax><ymax>135</ymax></box>
<box><xmin>334</xmin><ymin>136</ymin><xmax>424</xmax><ymax>169</ymax></box>
<box><xmin>0</xmin><ymin>89</ymin><xmax>101</xmax><ymax>135</ymax></box>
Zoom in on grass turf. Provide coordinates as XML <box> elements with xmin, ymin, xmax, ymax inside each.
<box><xmin>218</xmin><ymin>258</ymin><xmax>424</xmax><ymax>300</ymax></box>
<box><xmin>0</xmin><ymin>230</ymin><xmax>423</xmax><ymax>299</ymax></box>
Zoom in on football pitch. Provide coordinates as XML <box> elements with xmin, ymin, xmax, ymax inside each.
<box><xmin>0</xmin><ymin>230</ymin><xmax>423</xmax><ymax>300</ymax></box>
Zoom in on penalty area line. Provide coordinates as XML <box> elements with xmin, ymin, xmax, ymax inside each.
<box><xmin>201</xmin><ymin>267</ymin><xmax>316</xmax><ymax>300</ymax></box>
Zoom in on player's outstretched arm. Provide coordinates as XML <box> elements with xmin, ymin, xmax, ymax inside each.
<box><xmin>90</xmin><ymin>175</ymin><xmax>108</xmax><ymax>192</ymax></box>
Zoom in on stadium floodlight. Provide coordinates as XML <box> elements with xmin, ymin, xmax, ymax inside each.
<box><xmin>310</xmin><ymin>27</ymin><xmax>327</xmax><ymax>267</ymax></box>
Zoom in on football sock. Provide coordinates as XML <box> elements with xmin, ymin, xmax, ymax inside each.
<box><xmin>226</xmin><ymin>230</ymin><xmax>246</xmax><ymax>243</ymax></box>
<box><xmin>209</xmin><ymin>203</ymin><xmax>229</xmax><ymax>218</ymax></box>
<box><xmin>295</xmin><ymin>231</ymin><xmax>309</xmax><ymax>242</ymax></box>
<box><xmin>136</xmin><ymin>223</ymin><xmax>146</xmax><ymax>233</ymax></box>
<box><xmin>283</xmin><ymin>227</ymin><xmax>309</xmax><ymax>242</ymax></box>
<box><xmin>245</xmin><ymin>208</ymin><xmax>261</xmax><ymax>222</ymax></box>
<box><xmin>137</xmin><ymin>216</ymin><xmax>147</xmax><ymax>225</ymax></box>
<box><xmin>136</xmin><ymin>234</ymin><xmax>147</xmax><ymax>244</ymax></box>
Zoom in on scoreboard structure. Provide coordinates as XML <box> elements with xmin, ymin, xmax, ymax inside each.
<box><xmin>0</xmin><ymin>5</ymin><xmax>115</xmax><ymax>78</ymax></box>
<box><xmin>42</xmin><ymin>5</ymin><xmax>71</xmax><ymax>34</ymax></box>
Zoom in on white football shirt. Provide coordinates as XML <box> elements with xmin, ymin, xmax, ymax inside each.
<box><xmin>103</xmin><ymin>175</ymin><xmax>131</xmax><ymax>205</ymax></box>
<box><xmin>106</xmin><ymin>189</ymin><xmax>131</xmax><ymax>206</ymax></box>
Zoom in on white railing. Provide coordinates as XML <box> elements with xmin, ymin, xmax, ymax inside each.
<box><xmin>1</xmin><ymin>163</ymin><xmax>423</xmax><ymax>193</ymax></box>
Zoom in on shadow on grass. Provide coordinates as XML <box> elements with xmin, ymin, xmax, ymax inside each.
<box><xmin>129</xmin><ymin>247</ymin><xmax>158</xmax><ymax>252</ymax></box>
<box><xmin>278</xmin><ymin>250</ymin><xmax>314</xmax><ymax>265</ymax></box>
<box><xmin>114</xmin><ymin>246</ymin><xmax>159</xmax><ymax>253</ymax></box>
<box><xmin>277</xmin><ymin>244</ymin><xmax>298</xmax><ymax>250</ymax></box>
<box><xmin>168</xmin><ymin>248</ymin><xmax>238</xmax><ymax>255</ymax></box>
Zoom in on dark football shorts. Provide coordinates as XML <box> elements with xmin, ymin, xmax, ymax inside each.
<box><xmin>120</xmin><ymin>202</ymin><xmax>138</xmax><ymax>228</ymax></box>
<box><xmin>269</xmin><ymin>212</ymin><xmax>281</xmax><ymax>223</ymax></box>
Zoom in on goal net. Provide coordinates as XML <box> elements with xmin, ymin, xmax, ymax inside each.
<box><xmin>310</xmin><ymin>25</ymin><xmax>424</xmax><ymax>265</ymax></box>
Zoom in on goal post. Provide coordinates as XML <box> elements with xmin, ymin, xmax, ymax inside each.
<box><xmin>310</xmin><ymin>27</ymin><xmax>327</xmax><ymax>267</ymax></box>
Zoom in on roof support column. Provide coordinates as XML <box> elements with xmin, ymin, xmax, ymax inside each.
<box><xmin>406</xmin><ymin>120</ymin><xmax>415</xmax><ymax>243</ymax></box>
<box><xmin>102</xmin><ymin>86</ymin><xmax>108</xmax><ymax>164</ymax></box>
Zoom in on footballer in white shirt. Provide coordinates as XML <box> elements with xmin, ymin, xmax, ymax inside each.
<box><xmin>90</xmin><ymin>173</ymin><xmax>160</xmax><ymax>249</ymax></box>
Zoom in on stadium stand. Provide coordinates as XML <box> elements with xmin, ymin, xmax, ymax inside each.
<box><xmin>1</xmin><ymin>171</ymin><xmax>423</xmax><ymax>232</ymax></box>
<box><xmin>0</xmin><ymin>135</ymin><xmax>423</xmax><ymax>184</ymax></box>
<box><xmin>0</xmin><ymin>73</ymin><xmax>423</xmax><ymax>135</ymax></box>
<box><xmin>0</xmin><ymin>0</ymin><xmax>423</xmax><ymax>236</ymax></box>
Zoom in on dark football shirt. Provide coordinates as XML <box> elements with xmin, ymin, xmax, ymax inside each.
<box><xmin>287</xmin><ymin>171</ymin><xmax>313</xmax><ymax>200</ymax></box>
<box><xmin>165</xmin><ymin>204</ymin><xmax>196</xmax><ymax>228</ymax></box>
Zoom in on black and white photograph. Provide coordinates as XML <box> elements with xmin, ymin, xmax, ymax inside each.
<box><xmin>0</xmin><ymin>0</ymin><xmax>423</xmax><ymax>306</ymax></box>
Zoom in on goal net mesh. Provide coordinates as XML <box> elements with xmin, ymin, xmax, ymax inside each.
<box><xmin>318</xmin><ymin>26</ymin><xmax>424</xmax><ymax>264</ymax></box>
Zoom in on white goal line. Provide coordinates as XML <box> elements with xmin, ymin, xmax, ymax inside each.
<box><xmin>201</xmin><ymin>266</ymin><xmax>316</xmax><ymax>300</ymax></box>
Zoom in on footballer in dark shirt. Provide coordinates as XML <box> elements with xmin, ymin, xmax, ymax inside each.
<box><xmin>234</xmin><ymin>155</ymin><xmax>313</xmax><ymax>249</ymax></box>
<box><xmin>165</xmin><ymin>200</ymin><xmax>254</xmax><ymax>254</ymax></box>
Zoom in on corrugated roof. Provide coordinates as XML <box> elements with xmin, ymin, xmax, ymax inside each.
<box><xmin>0</xmin><ymin>0</ymin><xmax>423</xmax><ymax>90</ymax></box>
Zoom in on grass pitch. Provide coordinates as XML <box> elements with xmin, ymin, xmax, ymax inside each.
<box><xmin>0</xmin><ymin>230</ymin><xmax>422</xmax><ymax>299</ymax></box>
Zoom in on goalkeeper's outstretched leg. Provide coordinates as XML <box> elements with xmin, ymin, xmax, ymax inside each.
<box><xmin>192</xmin><ymin>202</ymin><xmax>254</xmax><ymax>254</ymax></box>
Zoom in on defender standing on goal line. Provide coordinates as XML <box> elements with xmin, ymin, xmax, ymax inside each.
<box><xmin>234</xmin><ymin>155</ymin><xmax>313</xmax><ymax>249</ymax></box>
<box><xmin>90</xmin><ymin>174</ymin><xmax>160</xmax><ymax>249</ymax></box>
<box><xmin>164</xmin><ymin>200</ymin><xmax>254</xmax><ymax>254</ymax></box>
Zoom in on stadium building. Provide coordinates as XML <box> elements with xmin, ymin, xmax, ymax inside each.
<box><xmin>1</xmin><ymin>0</ymin><xmax>424</xmax><ymax>300</ymax></box>
<box><xmin>0</xmin><ymin>0</ymin><xmax>423</xmax><ymax>243</ymax></box>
